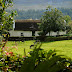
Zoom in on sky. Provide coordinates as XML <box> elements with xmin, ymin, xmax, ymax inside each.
<box><xmin>10</xmin><ymin>0</ymin><xmax>72</xmax><ymax>10</ymax></box>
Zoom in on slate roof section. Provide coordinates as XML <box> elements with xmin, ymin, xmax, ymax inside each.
<box><xmin>14</xmin><ymin>20</ymin><xmax>41</xmax><ymax>31</ymax></box>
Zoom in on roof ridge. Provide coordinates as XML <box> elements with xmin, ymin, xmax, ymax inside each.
<box><xmin>15</xmin><ymin>19</ymin><xmax>41</xmax><ymax>23</ymax></box>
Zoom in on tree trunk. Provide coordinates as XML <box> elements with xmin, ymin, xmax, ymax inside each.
<box><xmin>57</xmin><ymin>31</ymin><xmax>59</xmax><ymax>35</ymax></box>
<box><xmin>49</xmin><ymin>32</ymin><xmax>50</xmax><ymax>36</ymax></box>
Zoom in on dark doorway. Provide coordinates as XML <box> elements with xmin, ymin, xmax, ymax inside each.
<box><xmin>32</xmin><ymin>31</ymin><xmax>35</xmax><ymax>36</ymax></box>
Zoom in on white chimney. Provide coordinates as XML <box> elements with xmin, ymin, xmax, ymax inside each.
<box><xmin>13</xmin><ymin>20</ymin><xmax>15</xmax><ymax>30</ymax></box>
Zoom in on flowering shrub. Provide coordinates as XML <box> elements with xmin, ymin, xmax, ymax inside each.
<box><xmin>0</xmin><ymin>39</ymin><xmax>24</xmax><ymax>72</ymax></box>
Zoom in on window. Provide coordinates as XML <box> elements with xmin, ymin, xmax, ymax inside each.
<box><xmin>21</xmin><ymin>33</ymin><xmax>24</xmax><ymax>36</ymax></box>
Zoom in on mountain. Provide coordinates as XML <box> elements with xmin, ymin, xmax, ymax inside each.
<box><xmin>11</xmin><ymin>0</ymin><xmax>72</xmax><ymax>10</ymax></box>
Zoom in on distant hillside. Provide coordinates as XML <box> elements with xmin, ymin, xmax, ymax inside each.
<box><xmin>7</xmin><ymin>8</ymin><xmax>72</xmax><ymax>20</ymax></box>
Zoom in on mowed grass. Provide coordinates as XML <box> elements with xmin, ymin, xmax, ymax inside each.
<box><xmin>6</xmin><ymin>40</ymin><xmax>35</xmax><ymax>56</ymax></box>
<box><xmin>6</xmin><ymin>40</ymin><xmax>72</xmax><ymax>58</ymax></box>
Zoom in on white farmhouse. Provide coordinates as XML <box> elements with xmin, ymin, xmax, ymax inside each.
<box><xmin>9</xmin><ymin>20</ymin><xmax>41</xmax><ymax>37</ymax></box>
<box><xmin>9</xmin><ymin>19</ymin><xmax>66</xmax><ymax>37</ymax></box>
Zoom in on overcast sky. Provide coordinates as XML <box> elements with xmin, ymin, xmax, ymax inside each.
<box><xmin>10</xmin><ymin>0</ymin><xmax>72</xmax><ymax>10</ymax></box>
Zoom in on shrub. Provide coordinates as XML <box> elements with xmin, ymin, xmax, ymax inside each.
<box><xmin>20</xmin><ymin>42</ymin><xmax>72</xmax><ymax>72</ymax></box>
<box><xmin>45</xmin><ymin>36</ymin><xmax>72</xmax><ymax>42</ymax></box>
<box><xmin>0</xmin><ymin>39</ymin><xmax>24</xmax><ymax>72</ymax></box>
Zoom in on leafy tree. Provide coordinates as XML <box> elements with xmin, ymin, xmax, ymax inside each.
<box><xmin>0</xmin><ymin>0</ymin><xmax>17</xmax><ymax>33</ymax></box>
<box><xmin>64</xmin><ymin>15</ymin><xmax>71</xmax><ymax>24</ymax></box>
<box><xmin>58</xmin><ymin>8</ymin><xmax>72</xmax><ymax>19</ymax></box>
<box><xmin>39</xmin><ymin>6</ymin><xmax>67</xmax><ymax>36</ymax></box>
<box><xmin>67</xmin><ymin>20</ymin><xmax>72</xmax><ymax>34</ymax></box>
<box><xmin>63</xmin><ymin>15</ymin><xmax>71</xmax><ymax>34</ymax></box>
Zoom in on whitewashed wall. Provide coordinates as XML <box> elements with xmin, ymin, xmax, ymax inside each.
<box><xmin>9</xmin><ymin>30</ymin><xmax>32</xmax><ymax>37</ymax></box>
<box><xmin>9</xmin><ymin>30</ymin><xmax>66</xmax><ymax>37</ymax></box>
<box><xmin>46</xmin><ymin>32</ymin><xmax>57</xmax><ymax>36</ymax></box>
<box><xmin>35</xmin><ymin>31</ymin><xmax>40</xmax><ymax>36</ymax></box>
<box><xmin>35</xmin><ymin>31</ymin><xmax>66</xmax><ymax>36</ymax></box>
<box><xmin>46</xmin><ymin>31</ymin><xmax>66</xmax><ymax>36</ymax></box>
<box><xmin>59</xmin><ymin>31</ymin><xmax>66</xmax><ymax>35</ymax></box>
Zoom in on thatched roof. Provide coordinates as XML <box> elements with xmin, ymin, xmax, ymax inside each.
<box><xmin>14</xmin><ymin>20</ymin><xmax>41</xmax><ymax>31</ymax></box>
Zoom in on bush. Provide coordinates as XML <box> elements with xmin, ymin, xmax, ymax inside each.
<box><xmin>0</xmin><ymin>36</ymin><xmax>3</xmax><ymax>45</ymax></box>
<box><xmin>0</xmin><ymin>40</ymin><xmax>24</xmax><ymax>72</ymax></box>
<box><xmin>45</xmin><ymin>36</ymin><xmax>72</xmax><ymax>42</ymax></box>
<box><xmin>20</xmin><ymin>42</ymin><xmax>72</xmax><ymax>72</ymax></box>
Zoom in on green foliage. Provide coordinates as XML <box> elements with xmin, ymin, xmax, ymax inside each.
<box><xmin>66</xmin><ymin>20</ymin><xmax>72</xmax><ymax>34</ymax></box>
<box><xmin>0</xmin><ymin>40</ymin><xmax>24</xmax><ymax>72</ymax></box>
<box><xmin>39</xmin><ymin>6</ymin><xmax>67</xmax><ymax>36</ymax></box>
<box><xmin>64</xmin><ymin>15</ymin><xmax>71</xmax><ymax>24</ymax></box>
<box><xmin>0</xmin><ymin>36</ymin><xmax>2</xmax><ymax>44</ymax></box>
<box><xmin>35</xmin><ymin>56</ymin><xmax>65</xmax><ymax>72</ymax></box>
<box><xmin>58</xmin><ymin>8</ymin><xmax>72</xmax><ymax>19</ymax></box>
<box><xmin>0</xmin><ymin>1</ymin><xmax>22</xmax><ymax>71</ymax></box>
<box><xmin>0</xmin><ymin>0</ymin><xmax>17</xmax><ymax>32</ymax></box>
<box><xmin>5</xmin><ymin>40</ymin><xmax>72</xmax><ymax>58</ymax></box>
<box><xmin>20</xmin><ymin>42</ymin><xmax>72</xmax><ymax>72</ymax></box>
<box><xmin>1</xmin><ymin>40</ymin><xmax>72</xmax><ymax>72</ymax></box>
<box><xmin>63</xmin><ymin>15</ymin><xmax>71</xmax><ymax>34</ymax></box>
<box><xmin>45</xmin><ymin>36</ymin><xmax>72</xmax><ymax>42</ymax></box>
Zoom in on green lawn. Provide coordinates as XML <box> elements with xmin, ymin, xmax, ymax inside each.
<box><xmin>6</xmin><ymin>40</ymin><xmax>72</xmax><ymax>58</ymax></box>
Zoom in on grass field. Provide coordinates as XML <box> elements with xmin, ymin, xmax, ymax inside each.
<box><xmin>6</xmin><ymin>40</ymin><xmax>72</xmax><ymax>58</ymax></box>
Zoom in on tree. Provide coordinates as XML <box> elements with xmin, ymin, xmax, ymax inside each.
<box><xmin>64</xmin><ymin>15</ymin><xmax>71</xmax><ymax>23</ymax></box>
<box><xmin>39</xmin><ymin>6</ymin><xmax>67</xmax><ymax>36</ymax></box>
<box><xmin>63</xmin><ymin>15</ymin><xmax>71</xmax><ymax>34</ymax></box>
<box><xmin>0</xmin><ymin>0</ymin><xmax>17</xmax><ymax>34</ymax></box>
<box><xmin>66</xmin><ymin>20</ymin><xmax>72</xmax><ymax>34</ymax></box>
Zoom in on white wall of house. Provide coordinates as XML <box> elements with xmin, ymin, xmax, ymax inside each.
<box><xmin>9</xmin><ymin>30</ymin><xmax>32</xmax><ymax>37</ymax></box>
<box><xmin>46</xmin><ymin>31</ymin><xmax>66</xmax><ymax>36</ymax></box>
<box><xmin>46</xmin><ymin>32</ymin><xmax>57</xmax><ymax>36</ymax></box>
<box><xmin>35</xmin><ymin>31</ymin><xmax>40</xmax><ymax>36</ymax></box>
<box><xmin>9</xmin><ymin>30</ymin><xmax>66</xmax><ymax>37</ymax></box>
<box><xmin>35</xmin><ymin>31</ymin><xmax>66</xmax><ymax>36</ymax></box>
<box><xmin>59</xmin><ymin>31</ymin><xmax>66</xmax><ymax>35</ymax></box>
<box><xmin>23</xmin><ymin>31</ymin><xmax>32</xmax><ymax>37</ymax></box>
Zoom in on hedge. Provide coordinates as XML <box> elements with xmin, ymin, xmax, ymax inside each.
<box><xmin>37</xmin><ymin>36</ymin><xmax>72</xmax><ymax>41</ymax></box>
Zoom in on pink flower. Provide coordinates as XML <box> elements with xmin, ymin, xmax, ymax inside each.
<box><xmin>12</xmin><ymin>46</ymin><xmax>15</xmax><ymax>48</ymax></box>
<box><xmin>6</xmin><ymin>52</ymin><xmax>9</xmax><ymax>55</ymax></box>
<box><xmin>9</xmin><ymin>52</ymin><xmax>13</xmax><ymax>54</ymax></box>
<box><xmin>22</xmin><ymin>56</ymin><xmax>26</xmax><ymax>58</ymax></box>
<box><xmin>6</xmin><ymin>47</ymin><xmax>9</xmax><ymax>48</ymax></box>
<box><xmin>12</xmin><ymin>46</ymin><xmax>18</xmax><ymax>49</ymax></box>
<box><xmin>9</xmin><ymin>52</ymin><xmax>13</xmax><ymax>56</ymax></box>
